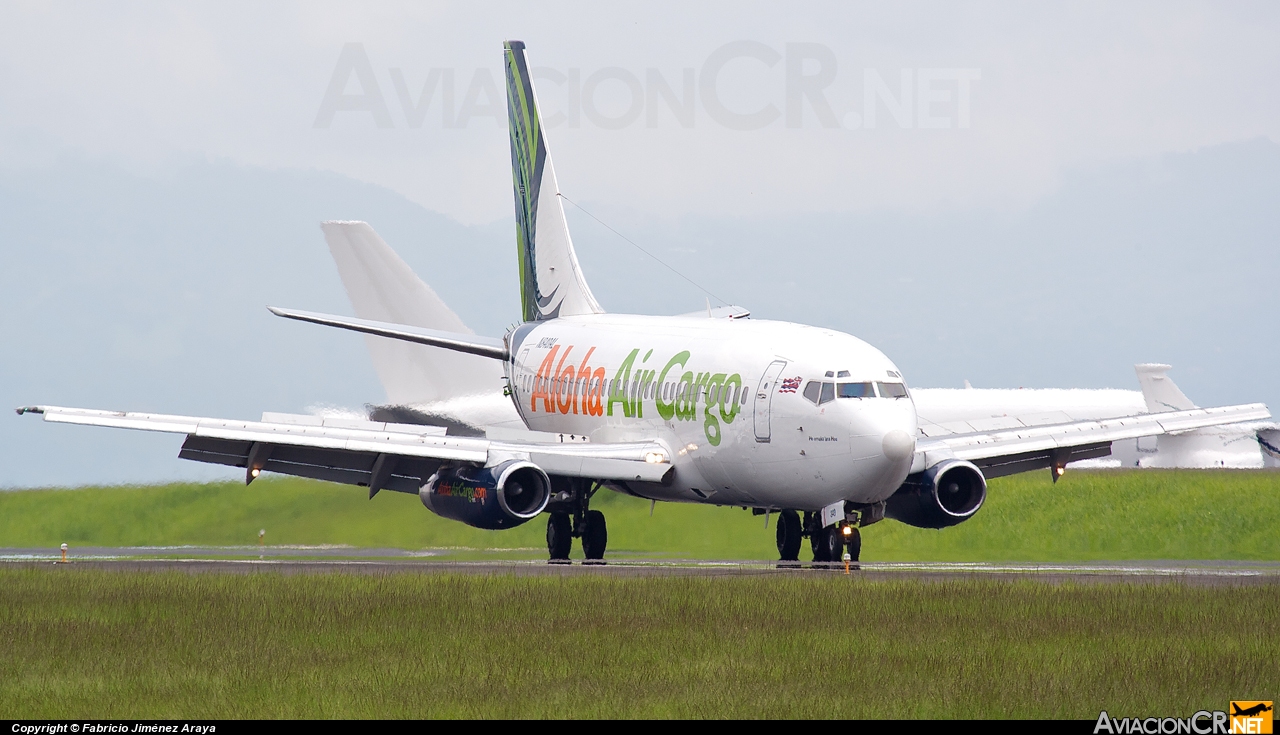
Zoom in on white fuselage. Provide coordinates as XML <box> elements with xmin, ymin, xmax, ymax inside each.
<box><xmin>503</xmin><ymin>314</ymin><xmax>917</xmax><ymax>511</ymax></box>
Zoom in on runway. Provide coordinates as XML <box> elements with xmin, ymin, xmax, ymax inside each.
<box><xmin>3</xmin><ymin>546</ymin><xmax>1278</xmax><ymax>584</ymax></box>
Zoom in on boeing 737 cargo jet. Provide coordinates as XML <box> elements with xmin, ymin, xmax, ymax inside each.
<box><xmin>18</xmin><ymin>42</ymin><xmax>1271</xmax><ymax>563</ymax></box>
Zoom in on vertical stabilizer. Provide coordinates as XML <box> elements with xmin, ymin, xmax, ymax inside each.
<box><xmin>1134</xmin><ymin>363</ymin><xmax>1197</xmax><ymax>413</ymax></box>
<box><xmin>504</xmin><ymin>40</ymin><xmax>604</xmax><ymax>322</ymax></box>
<box><xmin>322</xmin><ymin>221</ymin><xmax>503</xmax><ymax>404</ymax></box>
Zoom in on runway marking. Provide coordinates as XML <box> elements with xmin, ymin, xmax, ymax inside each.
<box><xmin>2</xmin><ymin>547</ymin><xmax>1277</xmax><ymax>581</ymax></box>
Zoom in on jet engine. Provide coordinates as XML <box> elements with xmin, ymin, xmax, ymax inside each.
<box><xmin>420</xmin><ymin>461</ymin><xmax>551</xmax><ymax>530</ymax></box>
<box><xmin>885</xmin><ymin>459</ymin><xmax>987</xmax><ymax>529</ymax></box>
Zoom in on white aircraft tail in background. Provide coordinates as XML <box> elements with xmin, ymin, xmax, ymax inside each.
<box><xmin>322</xmin><ymin>220</ymin><xmax>520</xmax><ymax>430</ymax></box>
<box><xmin>1134</xmin><ymin>363</ymin><xmax>1197</xmax><ymax>413</ymax></box>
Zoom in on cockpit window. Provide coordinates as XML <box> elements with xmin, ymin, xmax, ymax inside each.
<box><xmin>876</xmin><ymin>381</ymin><xmax>909</xmax><ymax>398</ymax></box>
<box><xmin>837</xmin><ymin>382</ymin><xmax>874</xmax><ymax>398</ymax></box>
<box><xmin>837</xmin><ymin>370</ymin><xmax>851</xmax><ymax>378</ymax></box>
<box><xmin>819</xmin><ymin>382</ymin><xmax>835</xmax><ymax>405</ymax></box>
<box><xmin>803</xmin><ymin>381</ymin><xmax>821</xmax><ymax>404</ymax></box>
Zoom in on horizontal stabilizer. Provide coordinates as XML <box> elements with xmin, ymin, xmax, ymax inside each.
<box><xmin>268</xmin><ymin>307</ymin><xmax>509</xmax><ymax>361</ymax></box>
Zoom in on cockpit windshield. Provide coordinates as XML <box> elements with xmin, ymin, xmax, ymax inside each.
<box><xmin>806</xmin><ymin>379</ymin><xmax>909</xmax><ymax>404</ymax></box>
<box><xmin>837</xmin><ymin>382</ymin><xmax>874</xmax><ymax>398</ymax></box>
<box><xmin>876</xmin><ymin>381</ymin><xmax>909</xmax><ymax>398</ymax></box>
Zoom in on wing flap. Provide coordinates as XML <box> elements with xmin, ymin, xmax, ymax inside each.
<box><xmin>973</xmin><ymin>442</ymin><xmax>1112</xmax><ymax>479</ymax></box>
<box><xmin>178</xmin><ymin>435</ymin><xmax>437</xmax><ymax>494</ymax></box>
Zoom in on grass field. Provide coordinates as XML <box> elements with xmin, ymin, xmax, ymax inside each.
<box><xmin>0</xmin><ymin>567</ymin><xmax>1275</xmax><ymax>718</ymax></box>
<box><xmin>1</xmin><ymin>470</ymin><xmax>1277</xmax><ymax>561</ymax></box>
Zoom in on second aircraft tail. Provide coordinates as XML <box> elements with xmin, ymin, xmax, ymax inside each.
<box><xmin>1134</xmin><ymin>363</ymin><xmax>1198</xmax><ymax>413</ymax></box>
<box><xmin>321</xmin><ymin>220</ymin><xmax>504</xmax><ymax>405</ymax></box>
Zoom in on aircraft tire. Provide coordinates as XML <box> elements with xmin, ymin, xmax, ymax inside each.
<box><xmin>547</xmin><ymin>512</ymin><xmax>572</xmax><ymax>561</ymax></box>
<box><xmin>846</xmin><ymin>526</ymin><xmax>861</xmax><ymax>562</ymax></box>
<box><xmin>811</xmin><ymin>526</ymin><xmax>842</xmax><ymax>564</ymax></box>
<box><xmin>776</xmin><ymin>510</ymin><xmax>802</xmax><ymax>561</ymax></box>
<box><xmin>582</xmin><ymin>509</ymin><xmax>607</xmax><ymax>560</ymax></box>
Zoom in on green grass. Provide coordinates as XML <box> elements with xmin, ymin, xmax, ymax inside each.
<box><xmin>0</xmin><ymin>568</ymin><xmax>1275</xmax><ymax>718</ymax></box>
<box><xmin>1</xmin><ymin>470</ymin><xmax>1277</xmax><ymax>561</ymax></box>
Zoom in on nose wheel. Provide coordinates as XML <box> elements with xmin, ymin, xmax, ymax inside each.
<box><xmin>788</xmin><ymin>508</ymin><xmax>862</xmax><ymax>566</ymax></box>
<box><xmin>844</xmin><ymin>525</ymin><xmax>861</xmax><ymax>562</ymax></box>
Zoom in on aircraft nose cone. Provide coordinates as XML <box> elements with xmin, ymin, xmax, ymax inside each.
<box><xmin>881</xmin><ymin>429</ymin><xmax>915</xmax><ymax>463</ymax></box>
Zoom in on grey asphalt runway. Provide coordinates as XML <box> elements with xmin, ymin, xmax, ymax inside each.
<box><xmin>3</xmin><ymin>546</ymin><xmax>1278</xmax><ymax>584</ymax></box>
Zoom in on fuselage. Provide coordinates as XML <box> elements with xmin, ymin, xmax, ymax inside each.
<box><xmin>503</xmin><ymin>314</ymin><xmax>917</xmax><ymax>511</ymax></box>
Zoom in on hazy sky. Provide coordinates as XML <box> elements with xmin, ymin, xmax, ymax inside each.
<box><xmin>2</xmin><ymin>2</ymin><xmax>1277</xmax><ymax>223</ymax></box>
<box><xmin>2</xmin><ymin>2</ymin><xmax>1278</xmax><ymax>487</ymax></box>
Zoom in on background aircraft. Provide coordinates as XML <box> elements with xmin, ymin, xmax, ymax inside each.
<box><xmin>916</xmin><ymin>365</ymin><xmax>1279</xmax><ymax>469</ymax></box>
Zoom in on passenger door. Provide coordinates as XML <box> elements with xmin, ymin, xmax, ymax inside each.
<box><xmin>754</xmin><ymin>360</ymin><xmax>788</xmax><ymax>442</ymax></box>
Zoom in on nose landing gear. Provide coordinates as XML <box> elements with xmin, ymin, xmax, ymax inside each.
<box><xmin>843</xmin><ymin>524</ymin><xmax>862</xmax><ymax>563</ymax></box>
<box><xmin>774</xmin><ymin>506</ymin><xmax>864</xmax><ymax>566</ymax></box>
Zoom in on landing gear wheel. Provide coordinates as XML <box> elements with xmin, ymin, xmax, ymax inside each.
<box><xmin>546</xmin><ymin>512</ymin><xmax>572</xmax><ymax>562</ymax></box>
<box><xmin>776</xmin><ymin>510</ymin><xmax>801</xmax><ymax>561</ymax></box>
<box><xmin>811</xmin><ymin>526</ymin><xmax>843</xmax><ymax>564</ymax></box>
<box><xmin>582</xmin><ymin>509</ymin><xmax>608</xmax><ymax>562</ymax></box>
<box><xmin>845</xmin><ymin>526</ymin><xmax>861</xmax><ymax>563</ymax></box>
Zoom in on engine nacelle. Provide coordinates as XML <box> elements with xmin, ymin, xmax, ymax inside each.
<box><xmin>885</xmin><ymin>459</ymin><xmax>987</xmax><ymax>529</ymax></box>
<box><xmin>420</xmin><ymin>461</ymin><xmax>551</xmax><ymax>530</ymax></box>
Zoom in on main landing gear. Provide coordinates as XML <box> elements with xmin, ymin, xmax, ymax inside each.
<box><xmin>545</xmin><ymin>478</ymin><xmax>607</xmax><ymax>564</ymax></box>
<box><xmin>774</xmin><ymin>508</ymin><xmax>862</xmax><ymax>566</ymax></box>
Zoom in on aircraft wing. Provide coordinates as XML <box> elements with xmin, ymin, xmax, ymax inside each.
<box><xmin>16</xmin><ymin>405</ymin><xmax>673</xmax><ymax>492</ymax></box>
<box><xmin>913</xmin><ymin>402</ymin><xmax>1271</xmax><ymax>478</ymax></box>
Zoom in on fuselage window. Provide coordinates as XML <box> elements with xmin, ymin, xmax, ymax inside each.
<box><xmin>819</xmin><ymin>382</ymin><xmax>835</xmax><ymax>405</ymax></box>
<box><xmin>876</xmin><ymin>381</ymin><xmax>909</xmax><ymax>398</ymax></box>
<box><xmin>837</xmin><ymin>382</ymin><xmax>874</xmax><ymax>398</ymax></box>
<box><xmin>802</xmin><ymin>381</ymin><xmax>821</xmax><ymax>405</ymax></box>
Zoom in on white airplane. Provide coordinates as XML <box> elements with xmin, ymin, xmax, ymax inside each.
<box><xmin>17</xmin><ymin>41</ymin><xmax>1271</xmax><ymax>564</ymax></box>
